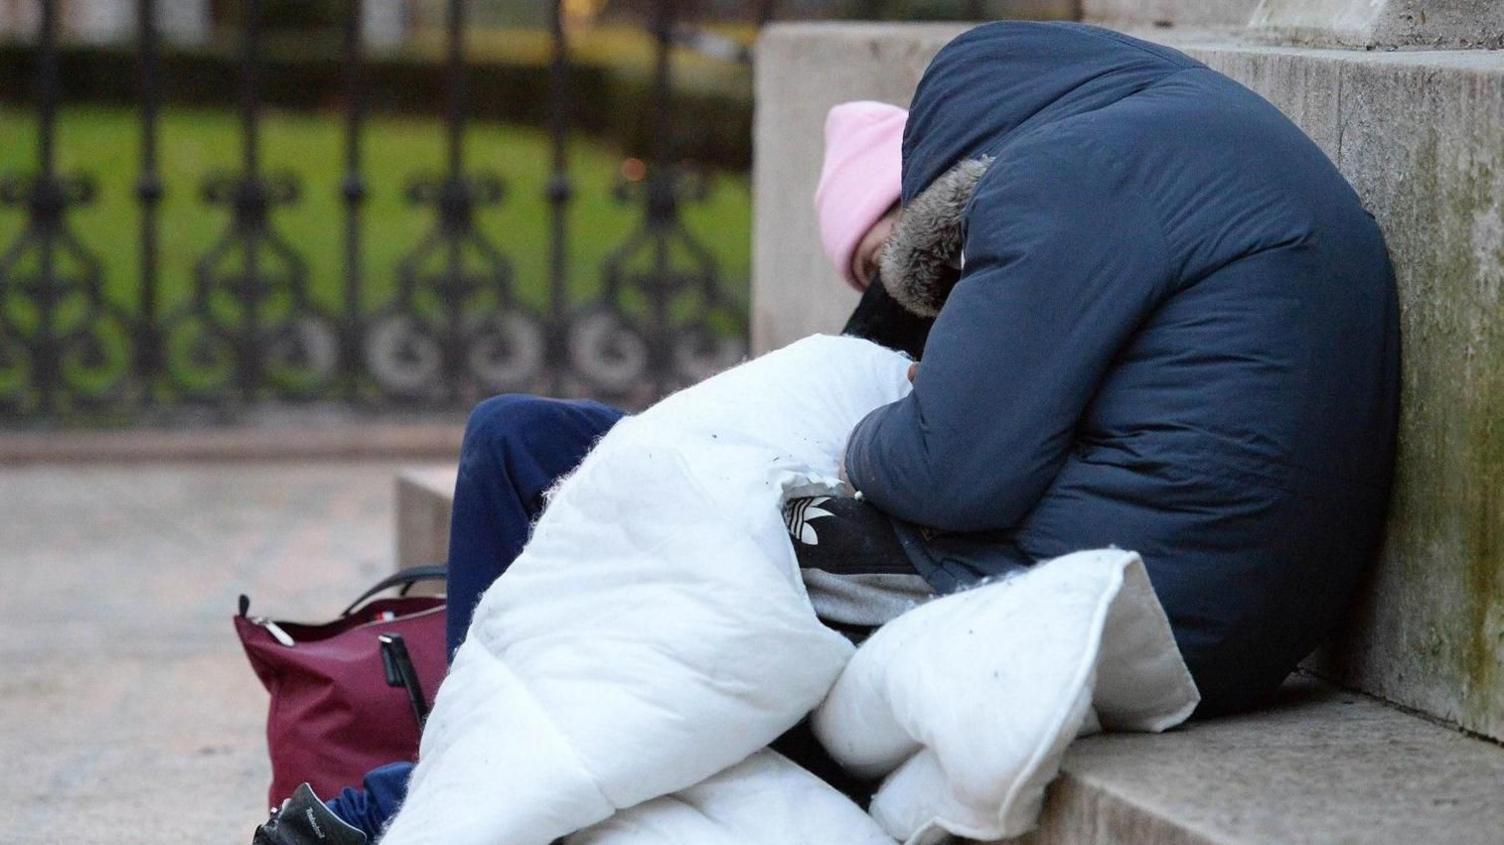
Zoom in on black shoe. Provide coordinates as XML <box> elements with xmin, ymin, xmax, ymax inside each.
<box><xmin>253</xmin><ymin>783</ymin><xmax>368</xmax><ymax>845</ymax></box>
<box><xmin>783</xmin><ymin>495</ymin><xmax>914</xmax><ymax>575</ymax></box>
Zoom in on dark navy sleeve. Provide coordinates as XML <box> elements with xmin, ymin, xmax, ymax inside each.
<box><xmin>845</xmin><ymin>135</ymin><xmax>1175</xmax><ymax>532</ymax></box>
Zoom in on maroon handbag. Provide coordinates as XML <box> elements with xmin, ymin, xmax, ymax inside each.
<box><xmin>235</xmin><ymin>566</ymin><xmax>448</xmax><ymax>808</ymax></box>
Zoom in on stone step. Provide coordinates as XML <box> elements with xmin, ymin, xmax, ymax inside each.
<box><xmin>392</xmin><ymin>468</ymin><xmax>1504</xmax><ymax>844</ymax></box>
<box><xmin>394</xmin><ymin>465</ymin><xmax>457</xmax><ymax>596</ymax></box>
<box><xmin>1019</xmin><ymin>675</ymin><xmax>1504</xmax><ymax>845</ymax></box>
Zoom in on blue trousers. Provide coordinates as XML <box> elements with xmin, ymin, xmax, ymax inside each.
<box><xmin>326</xmin><ymin>395</ymin><xmax>624</xmax><ymax>839</ymax></box>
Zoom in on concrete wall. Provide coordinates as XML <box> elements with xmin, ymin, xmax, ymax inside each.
<box><xmin>1082</xmin><ymin>0</ymin><xmax>1260</xmax><ymax>29</ymax></box>
<box><xmin>752</xmin><ymin>23</ymin><xmax>970</xmax><ymax>354</ymax></box>
<box><xmin>1081</xmin><ymin>0</ymin><xmax>1504</xmax><ymax>47</ymax></box>
<box><xmin>1250</xmin><ymin>0</ymin><xmax>1504</xmax><ymax>50</ymax></box>
<box><xmin>1178</xmin><ymin>41</ymin><xmax>1504</xmax><ymax>743</ymax></box>
<box><xmin>753</xmin><ymin>23</ymin><xmax>1504</xmax><ymax>740</ymax></box>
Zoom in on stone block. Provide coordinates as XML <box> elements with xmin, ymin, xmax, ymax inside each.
<box><xmin>1250</xmin><ymin>0</ymin><xmax>1504</xmax><ymax>50</ymax></box>
<box><xmin>1170</xmin><ymin>41</ymin><xmax>1504</xmax><ymax>742</ymax></box>
<box><xmin>752</xmin><ymin>23</ymin><xmax>970</xmax><ymax>354</ymax></box>
<box><xmin>753</xmin><ymin>23</ymin><xmax>1504</xmax><ymax>739</ymax></box>
<box><xmin>395</xmin><ymin>466</ymin><xmax>457</xmax><ymax>596</ymax></box>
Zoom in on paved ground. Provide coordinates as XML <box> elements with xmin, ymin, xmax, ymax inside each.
<box><xmin>9</xmin><ymin>462</ymin><xmax>1503</xmax><ymax>845</ymax></box>
<box><xmin>0</xmin><ymin>462</ymin><xmax>439</xmax><ymax>844</ymax></box>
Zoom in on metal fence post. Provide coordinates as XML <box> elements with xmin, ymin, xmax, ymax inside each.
<box><xmin>238</xmin><ymin>0</ymin><xmax>264</xmax><ymax>400</ymax></box>
<box><xmin>137</xmin><ymin>0</ymin><xmax>163</xmax><ymax>399</ymax></box>
<box><xmin>342</xmin><ymin>0</ymin><xmax>368</xmax><ymax>401</ymax></box>
<box><xmin>646</xmin><ymin>0</ymin><xmax>678</xmax><ymax>398</ymax></box>
<box><xmin>32</xmin><ymin>0</ymin><xmax>59</xmax><ymax>413</ymax></box>
<box><xmin>546</xmin><ymin>0</ymin><xmax>573</xmax><ymax>397</ymax></box>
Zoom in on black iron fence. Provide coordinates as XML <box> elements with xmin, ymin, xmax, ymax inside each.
<box><xmin>0</xmin><ymin>0</ymin><xmax>760</xmax><ymax>424</ymax></box>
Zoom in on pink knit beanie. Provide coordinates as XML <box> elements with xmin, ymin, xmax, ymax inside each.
<box><xmin>814</xmin><ymin>101</ymin><xmax>908</xmax><ymax>290</ymax></box>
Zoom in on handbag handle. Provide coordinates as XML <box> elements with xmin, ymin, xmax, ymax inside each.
<box><xmin>340</xmin><ymin>564</ymin><xmax>448</xmax><ymax>617</ymax></box>
<box><xmin>380</xmin><ymin>633</ymin><xmax>431</xmax><ymax>731</ymax></box>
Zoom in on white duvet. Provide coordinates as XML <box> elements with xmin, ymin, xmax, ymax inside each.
<box><xmin>380</xmin><ymin>336</ymin><xmax>1198</xmax><ymax>845</ymax></box>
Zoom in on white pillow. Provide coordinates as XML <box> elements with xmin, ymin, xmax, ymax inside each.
<box><xmin>567</xmin><ymin>750</ymin><xmax>896</xmax><ymax>845</ymax></box>
<box><xmin>812</xmin><ymin>549</ymin><xmax>1198</xmax><ymax>843</ymax></box>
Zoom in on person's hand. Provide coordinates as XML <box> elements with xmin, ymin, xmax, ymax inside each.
<box><xmin>907</xmin><ymin>362</ymin><xmax>918</xmax><ymax>383</ymax></box>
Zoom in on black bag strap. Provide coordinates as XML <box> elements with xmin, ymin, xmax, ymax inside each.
<box><xmin>379</xmin><ymin>633</ymin><xmax>431</xmax><ymax>731</ymax></box>
<box><xmin>340</xmin><ymin>564</ymin><xmax>448</xmax><ymax>617</ymax></box>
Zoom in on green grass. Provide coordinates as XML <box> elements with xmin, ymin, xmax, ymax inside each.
<box><xmin>431</xmin><ymin>24</ymin><xmax>757</xmax><ymax>98</ymax></box>
<box><xmin>0</xmin><ymin>104</ymin><xmax>751</xmax><ymax>323</ymax></box>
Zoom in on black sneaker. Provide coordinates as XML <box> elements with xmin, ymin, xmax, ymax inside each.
<box><xmin>783</xmin><ymin>495</ymin><xmax>914</xmax><ymax>575</ymax></box>
<box><xmin>253</xmin><ymin>783</ymin><xmax>368</xmax><ymax>845</ymax></box>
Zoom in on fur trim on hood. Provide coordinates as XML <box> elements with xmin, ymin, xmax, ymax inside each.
<box><xmin>879</xmin><ymin>156</ymin><xmax>993</xmax><ymax>317</ymax></box>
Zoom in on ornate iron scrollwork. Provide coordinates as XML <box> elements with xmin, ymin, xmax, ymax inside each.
<box><xmin>0</xmin><ymin>0</ymin><xmax>757</xmax><ymax>426</ymax></box>
<box><xmin>0</xmin><ymin>173</ymin><xmax>133</xmax><ymax>415</ymax></box>
<box><xmin>164</xmin><ymin>171</ymin><xmax>338</xmax><ymax>400</ymax></box>
<box><xmin>0</xmin><ymin>0</ymin><xmax>133</xmax><ymax>419</ymax></box>
<box><xmin>567</xmin><ymin>163</ymin><xmax>745</xmax><ymax>400</ymax></box>
<box><xmin>367</xmin><ymin>173</ymin><xmax>545</xmax><ymax>402</ymax></box>
<box><xmin>368</xmin><ymin>0</ymin><xmax>548</xmax><ymax>406</ymax></box>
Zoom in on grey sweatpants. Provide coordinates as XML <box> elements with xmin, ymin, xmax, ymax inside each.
<box><xmin>802</xmin><ymin>568</ymin><xmax>934</xmax><ymax>629</ymax></box>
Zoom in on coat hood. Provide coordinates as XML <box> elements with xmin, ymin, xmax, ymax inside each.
<box><xmin>879</xmin><ymin>156</ymin><xmax>991</xmax><ymax>317</ymax></box>
<box><xmin>880</xmin><ymin>23</ymin><xmax>1198</xmax><ymax>314</ymax></box>
<box><xmin>898</xmin><ymin>22</ymin><xmax>1195</xmax><ymax>203</ymax></box>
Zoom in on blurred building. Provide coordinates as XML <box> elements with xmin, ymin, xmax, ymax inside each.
<box><xmin>0</xmin><ymin>0</ymin><xmax>421</xmax><ymax>48</ymax></box>
<box><xmin>0</xmin><ymin>0</ymin><xmax>211</xmax><ymax>44</ymax></box>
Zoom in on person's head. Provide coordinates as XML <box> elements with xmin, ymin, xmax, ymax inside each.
<box><xmin>813</xmin><ymin>101</ymin><xmax>907</xmax><ymax>292</ymax></box>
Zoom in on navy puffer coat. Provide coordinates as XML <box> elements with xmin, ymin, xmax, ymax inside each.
<box><xmin>844</xmin><ymin>22</ymin><xmax>1400</xmax><ymax>715</ymax></box>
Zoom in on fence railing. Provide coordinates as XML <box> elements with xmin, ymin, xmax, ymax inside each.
<box><xmin>0</xmin><ymin>0</ymin><xmax>755</xmax><ymax>424</ymax></box>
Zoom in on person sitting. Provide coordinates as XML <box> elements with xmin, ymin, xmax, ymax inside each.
<box><xmin>844</xmin><ymin>21</ymin><xmax>1399</xmax><ymax>715</ymax></box>
<box><xmin>253</xmin><ymin>100</ymin><xmax>923</xmax><ymax>845</ymax></box>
